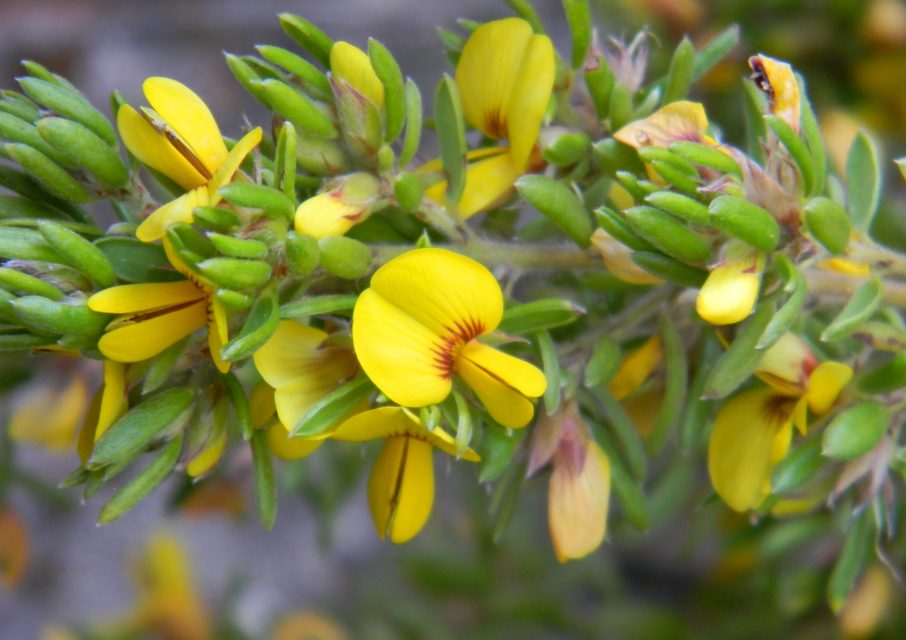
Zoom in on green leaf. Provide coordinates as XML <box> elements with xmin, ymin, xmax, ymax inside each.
<box><xmin>280</xmin><ymin>294</ymin><xmax>358</xmax><ymax>319</ymax></box>
<box><xmin>629</xmin><ymin>251</ymin><xmax>708</xmax><ymax>287</ymax></box>
<box><xmin>291</xmin><ymin>375</ymin><xmax>375</xmax><ymax>437</ymax></box>
<box><xmin>94</xmin><ymin>237</ymin><xmax>181</xmax><ymax>283</ymax></box>
<box><xmin>846</xmin><ymin>131</ymin><xmax>882</xmax><ymax>233</ymax></box>
<box><xmin>594</xmin><ymin>429</ymin><xmax>648</xmax><ymax>530</ymax></box>
<box><xmin>38</xmin><ymin>220</ymin><xmax>116</xmax><ymax>287</ymax></box>
<box><xmin>703</xmin><ymin>299</ymin><xmax>776</xmax><ymax>399</ymax></box>
<box><xmin>827</xmin><ymin>511</ymin><xmax>873</xmax><ymax>613</ymax></box>
<box><xmin>765</xmin><ymin>115</ymin><xmax>814</xmax><ymax>195</ymax></box>
<box><xmin>368</xmin><ymin>39</ymin><xmax>406</xmax><ymax>142</ymax></box>
<box><xmin>648</xmin><ymin>317</ymin><xmax>686</xmax><ymax>454</ymax></box>
<box><xmin>18</xmin><ymin>76</ymin><xmax>117</xmax><ymax>147</ymax></box>
<box><xmin>97</xmin><ymin>433</ymin><xmax>183</xmax><ymax>525</ymax></box>
<box><xmin>278</xmin><ymin>13</ymin><xmax>334</xmax><ymax>67</ymax></box>
<box><xmin>89</xmin><ymin>388</ymin><xmax>193</xmax><ymax>467</ymax></box>
<box><xmin>625</xmin><ymin>205</ymin><xmax>712</xmax><ymax>264</ymax></box>
<box><xmin>318</xmin><ymin>236</ymin><xmax>371</xmax><ymax>279</ymax></box>
<box><xmin>691</xmin><ymin>25</ymin><xmax>739</xmax><ymax>81</ymax></box>
<box><xmin>218</xmin><ymin>183</ymin><xmax>295</xmax><ymax>220</ymax></box>
<box><xmin>516</xmin><ymin>175</ymin><xmax>593</xmax><ymax>247</ymax></box>
<box><xmin>399</xmin><ymin>79</ymin><xmax>423</xmax><ymax>167</ymax></box>
<box><xmin>197</xmin><ymin>257</ymin><xmax>272</xmax><ymax>290</ymax></box>
<box><xmin>663</xmin><ymin>37</ymin><xmax>695</xmax><ymax>104</ymax></box>
<box><xmin>534</xmin><ymin>330</ymin><xmax>561</xmax><ymax>415</ymax></box>
<box><xmin>505</xmin><ymin>0</ymin><xmax>545</xmax><ymax>33</ymax></box>
<box><xmin>478</xmin><ymin>425</ymin><xmax>524</xmax><ymax>483</ymax></box>
<box><xmin>709</xmin><ymin>195</ymin><xmax>781</xmax><ymax>252</ymax></box>
<box><xmin>822</xmin><ymin>401</ymin><xmax>889</xmax><ymax>461</ymax></box>
<box><xmin>821</xmin><ymin>276</ymin><xmax>882</xmax><ymax>342</ymax></box>
<box><xmin>757</xmin><ymin>256</ymin><xmax>806</xmax><ymax>350</ymax></box>
<box><xmin>803</xmin><ymin>196</ymin><xmax>851</xmax><ymax>255</ymax></box>
<box><xmin>563</xmin><ymin>0</ymin><xmax>592</xmax><ymax>69</ymax></box>
<box><xmin>36</xmin><ymin>117</ymin><xmax>128</xmax><ymax>188</ymax></box>
<box><xmin>221</xmin><ymin>288</ymin><xmax>279</xmax><ymax>362</ymax></box>
<box><xmin>251</xmin><ymin>429</ymin><xmax>277</xmax><ymax>530</ymax></box>
<box><xmin>857</xmin><ymin>353</ymin><xmax>906</xmax><ymax>394</ymax></box>
<box><xmin>221</xmin><ymin>372</ymin><xmax>253</xmax><ymax>440</ymax></box>
<box><xmin>679</xmin><ymin>333</ymin><xmax>720</xmax><ymax>450</ymax></box>
<box><xmin>4</xmin><ymin>143</ymin><xmax>91</xmax><ymax>203</ymax></box>
<box><xmin>433</xmin><ymin>74</ymin><xmax>467</xmax><ymax>205</ymax></box>
<box><xmin>583</xmin><ymin>336</ymin><xmax>621</xmax><ymax>388</ymax></box>
<box><xmin>772</xmin><ymin>437</ymin><xmax>822</xmax><ymax>494</ymax></box>
<box><xmin>587</xmin><ymin>387</ymin><xmax>646</xmax><ymax>481</ymax></box>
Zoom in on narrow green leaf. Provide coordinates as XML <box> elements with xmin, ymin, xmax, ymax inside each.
<box><xmin>563</xmin><ymin>0</ymin><xmax>592</xmax><ymax>69</ymax></box>
<box><xmin>827</xmin><ymin>511</ymin><xmax>873</xmax><ymax>613</ymax></box>
<box><xmin>703</xmin><ymin>299</ymin><xmax>776</xmax><ymax>399</ymax></box>
<box><xmin>534</xmin><ymin>330</ymin><xmax>561</xmax><ymax>415</ymax></box>
<box><xmin>368</xmin><ymin>39</ymin><xmax>406</xmax><ymax>142</ymax></box>
<box><xmin>821</xmin><ymin>276</ymin><xmax>882</xmax><ymax>342</ymax></box>
<box><xmin>822</xmin><ymin>401</ymin><xmax>889</xmax><ymax>461</ymax></box>
<box><xmin>765</xmin><ymin>115</ymin><xmax>814</xmax><ymax>195</ymax></box>
<box><xmin>663</xmin><ymin>37</ymin><xmax>695</xmax><ymax>104</ymax></box>
<box><xmin>772</xmin><ymin>437</ymin><xmax>822</xmax><ymax>494</ymax></box>
<box><xmin>679</xmin><ymin>333</ymin><xmax>720</xmax><ymax>450</ymax></box>
<box><xmin>280</xmin><ymin>294</ymin><xmax>358</xmax><ymax>319</ymax></box>
<box><xmin>278</xmin><ymin>13</ymin><xmax>334</xmax><ymax>67</ymax></box>
<box><xmin>499</xmin><ymin>298</ymin><xmax>584</xmax><ymax>335</ymax></box>
<box><xmin>649</xmin><ymin>317</ymin><xmax>686</xmax><ymax>454</ymax></box>
<box><xmin>583</xmin><ymin>336</ymin><xmax>621</xmax><ymax>388</ymax></box>
<box><xmin>434</xmin><ymin>74</ymin><xmax>467</xmax><ymax>205</ymax></box>
<box><xmin>846</xmin><ymin>131</ymin><xmax>882</xmax><ymax>233</ymax></box>
<box><xmin>221</xmin><ymin>372</ymin><xmax>253</xmax><ymax>440</ymax></box>
<box><xmin>251</xmin><ymin>429</ymin><xmax>277</xmax><ymax>530</ymax></box>
<box><xmin>399</xmin><ymin>79</ymin><xmax>423</xmax><ymax>167</ymax></box>
<box><xmin>691</xmin><ymin>25</ymin><xmax>739</xmax><ymax>81</ymax></box>
<box><xmin>221</xmin><ymin>289</ymin><xmax>279</xmax><ymax>362</ymax></box>
<box><xmin>588</xmin><ymin>387</ymin><xmax>646</xmax><ymax>481</ymax></box>
<box><xmin>292</xmin><ymin>375</ymin><xmax>375</xmax><ymax>437</ymax></box>
<box><xmin>97</xmin><ymin>434</ymin><xmax>183</xmax><ymax>525</ymax></box>
<box><xmin>478</xmin><ymin>425</ymin><xmax>524</xmax><ymax>483</ymax></box>
<box><xmin>37</xmin><ymin>220</ymin><xmax>116</xmax><ymax>287</ymax></box>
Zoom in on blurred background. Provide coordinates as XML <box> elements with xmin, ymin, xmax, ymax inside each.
<box><xmin>1</xmin><ymin>0</ymin><xmax>905</xmax><ymax>638</ymax></box>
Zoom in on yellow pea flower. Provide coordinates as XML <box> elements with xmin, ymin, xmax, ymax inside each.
<box><xmin>128</xmin><ymin>534</ymin><xmax>211</xmax><ymax>640</ymax></box>
<box><xmin>253</xmin><ymin>320</ymin><xmax>360</xmax><ymax>455</ymax></box>
<box><xmin>330</xmin><ymin>41</ymin><xmax>384</xmax><ymax>108</ymax></box>
<box><xmin>528</xmin><ymin>402</ymin><xmax>610</xmax><ymax>562</ymax></box>
<box><xmin>117</xmin><ymin>77</ymin><xmax>262</xmax><ymax>242</ymax></box>
<box><xmin>708</xmin><ymin>333</ymin><xmax>852</xmax><ymax>511</ymax></box>
<box><xmin>352</xmin><ymin>248</ymin><xmax>546</xmax><ymax>429</ymax></box>
<box><xmin>293</xmin><ymin>172</ymin><xmax>382</xmax><ymax>239</ymax></box>
<box><xmin>614</xmin><ymin>100</ymin><xmax>716</xmax><ymax>149</ymax></box>
<box><xmin>696</xmin><ymin>245</ymin><xmax>765</xmax><ymax>326</ymax></box>
<box><xmin>331</xmin><ymin>406</ymin><xmax>479</xmax><ymax>543</ymax></box>
<box><xmin>748</xmin><ymin>54</ymin><xmax>800</xmax><ymax>133</ymax></box>
<box><xmin>8</xmin><ymin>371</ymin><xmax>88</xmax><ymax>453</ymax></box>
<box><xmin>88</xmin><ymin>241</ymin><xmax>230</xmax><ymax>372</ymax></box>
<box><xmin>0</xmin><ymin>507</ymin><xmax>29</xmax><ymax>588</ymax></box>
<box><xmin>425</xmin><ymin>17</ymin><xmax>555</xmax><ymax>218</ymax></box>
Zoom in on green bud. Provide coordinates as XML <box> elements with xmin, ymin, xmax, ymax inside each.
<box><xmin>540</xmin><ymin>130</ymin><xmax>591</xmax><ymax>167</ymax></box>
<box><xmin>296</xmin><ymin>132</ymin><xmax>349</xmax><ymax>176</ymax></box>
<box><xmin>256</xmin><ymin>45</ymin><xmax>331</xmax><ymax>100</ymax></box>
<box><xmin>37</xmin><ymin>221</ymin><xmax>116</xmax><ymax>287</ymax></box>
<box><xmin>318</xmin><ymin>235</ymin><xmax>371</xmax><ymax>279</ymax></box>
<box><xmin>284</xmin><ymin>231</ymin><xmax>320</xmax><ymax>276</ymax></box>
<box><xmin>279</xmin><ymin>13</ymin><xmax>334</xmax><ymax>68</ymax></box>
<box><xmin>709</xmin><ymin>195</ymin><xmax>781</xmax><ymax>252</ymax></box>
<box><xmin>644</xmin><ymin>191</ymin><xmax>710</xmax><ymax>226</ymax></box>
<box><xmin>630</xmin><ymin>250</ymin><xmax>708</xmax><ymax>287</ymax></box>
<box><xmin>649</xmin><ymin>160</ymin><xmax>700</xmax><ymax>196</ymax></box>
<box><xmin>615</xmin><ymin>170</ymin><xmax>657</xmax><ymax>200</ymax></box>
<box><xmin>593</xmin><ymin>205</ymin><xmax>655</xmax><ymax>251</ymax></box>
<box><xmin>36</xmin><ymin>117</ymin><xmax>128</xmax><ymax>188</ymax></box>
<box><xmin>608</xmin><ymin>83</ymin><xmax>633</xmax><ymax>131</ymax></box>
<box><xmin>0</xmin><ymin>91</ymin><xmax>41</xmax><ymax>122</ymax></box>
<box><xmin>0</xmin><ymin>267</ymin><xmax>63</xmax><ymax>300</ymax></box>
<box><xmin>197</xmin><ymin>257</ymin><xmax>272</xmax><ymax>290</ymax></box>
<box><xmin>625</xmin><ymin>205</ymin><xmax>712</xmax><ymax>264</ymax></box>
<box><xmin>663</xmin><ymin>37</ymin><xmax>695</xmax><ymax>104</ymax></box>
<box><xmin>218</xmin><ymin>183</ymin><xmax>295</xmax><ymax>220</ymax></box>
<box><xmin>669</xmin><ymin>141</ymin><xmax>742</xmax><ymax>178</ymax></box>
<box><xmin>515</xmin><ymin>175</ymin><xmax>593</xmax><ymax>247</ymax></box>
<box><xmin>0</xmin><ymin>226</ymin><xmax>61</xmax><ymax>262</ymax></box>
<box><xmin>498</xmin><ymin>298</ymin><xmax>584</xmax><ymax>335</ymax></box>
<box><xmin>193</xmin><ymin>206</ymin><xmax>240</xmax><ymax>231</ymax></box>
<box><xmin>17</xmin><ymin>77</ymin><xmax>117</xmax><ymax>147</ymax></box>
<box><xmin>206</xmin><ymin>232</ymin><xmax>268</xmax><ymax>259</ymax></box>
<box><xmin>433</xmin><ymin>74</ymin><xmax>467</xmax><ymax>205</ymax></box>
<box><xmin>0</xmin><ymin>112</ymin><xmax>79</xmax><ymax>169</ymax></box>
<box><xmin>332</xmin><ymin>75</ymin><xmax>383</xmax><ymax>165</ymax></box>
<box><xmin>4</xmin><ymin>143</ymin><xmax>91</xmax><ymax>203</ymax></box>
<box><xmin>368</xmin><ymin>38</ymin><xmax>406</xmax><ymax>142</ymax></box>
<box><xmin>821</xmin><ymin>276</ymin><xmax>882</xmax><ymax>342</ymax></box>
<box><xmin>377</xmin><ymin>144</ymin><xmax>395</xmax><ymax>172</ymax></box>
<box><xmin>803</xmin><ymin>196</ymin><xmax>851</xmax><ymax>255</ymax></box>
<box><xmin>9</xmin><ymin>295</ymin><xmax>109</xmax><ymax>337</ymax></box>
<box><xmin>823</xmin><ymin>401</ymin><xmax>889</xmax><ymax>461</ymax></box>
<box><xmin>214</xmin><ymin>289</ymin><xmax>253</xmax><ymax>312</ymax></box>
<box><xmin>393</xmin><ymin>171</ymin><xmax>424</xmax><ymax>213</ymax></box>
<box><xmin>252</xmin><ymin>79</ymin><xmax>336</xmax><ymax>139</ymax></box>
<box><xmin>399</xmin><ymin>79</ymin><xmax>423</xmax><ymax>167</ymax></box>
<box><xmin>224</xmin><ymin>54</ymin><xmax>271</xmax><ymax>105</ymax></box>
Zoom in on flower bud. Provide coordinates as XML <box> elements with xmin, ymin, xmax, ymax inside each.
<box><xmin>197</xmin><ymin>257</ymin><xmax>272</xmax><ymax>290</ymax></box>
<box><xmin>294</xmin><ymin>172</ymin><xmax>382</xmax><ymax>238</ymax></box>
<box><xmin>696</xmin><ymin>245</ymin><xmax>764</xmax><ymax>325</ymax></box>
<box><xmin>284</xmin><ymin>231</ymin><xmax>320</xmax><ymax>276</ymax></box>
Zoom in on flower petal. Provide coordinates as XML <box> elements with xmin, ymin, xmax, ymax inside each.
<box><xmin>456</xmin><ymin>18</ymin><xmax>533</xmax><ymax>140</ymax></box>
<box><xmin>98</xmin><ymin>300</ymin><xmax>207</xmax><ymax>363</ymax></box>
<box><xmin>253</xmin><ymin>321</ymin><xmax>330</xmax><ymax>386</ymax></box>
<box><xmin>96</xmin><ymin>360</ymin><xmax>128</xmax><ymax>442</ymax></box>
<box><xmin>294</xmin><ymin>192</ymin><xmax>364</xmax><ymax>239</ymax></box>
<box><xmin>608</xmin><ymin>335</ymin><xmax>662</xmax><ymax>400</ymax></box>
<box><xmin>207</xmin><ymin>127</ymin><xmax>264</xmax><ymax>200</ymax></box>
<box><xmin>459</xmin><ymin>340</ymin><xmax>545</xmax><ymax>398</ymax></box>
<box><xmin>330</xmin><ymin>42</ymin><xmax>384</xmax><ymax>108</ymax></box>
<box><xmin>708</xmin><ymin>388</ymin><xmax>792</xmax><ymax>512</ymax></box>
<box><xmin>548</xmin><ymin>440</ymin><xmax>610</xmax><ymax>562</ymax></box>
<box><xmin>506</xmin><ymin>33</ymin><xmax>555</xmax><ymax>170</ymax></box>
<box><xmin>143</xmin><ymin>77</ymin><xmax>228</xmax><ymax>174</ymax></box>
<box><xmin>136</xmin><ymin>187</ymin><xmax>209</xmax><ymax>243</ymax></box>
<box><xmin>424</xmin><ymin>148</ymin><xmax>520</xmax><ymax>219</ymax></box>
<box><xmin>117</xmin><ymin>104</ymin><xmax>207</xmax><ymax>190</ymax></box>
<box><xmin>591</xmin><ymin>228</ymin><xmax>662</xmax><ymax>285</ymax></box>
<box><xmin>88</xmin><ymin>280</ymin><xmax>203</xmax><ymax>314</ymax></box>
<box><xmin>614</xmin><ymin>101</ymin><xmax>712</xmax><ymax>149</ymax></box>
<box><xmin>207</xmin><ymin>297</ymin><xmax>230</xmax><ymax>374</ymax></box>
<box><xmin>266</xmin><ymin>423</ymin><xmax>324</xmax><ymax>460</ymax></box>
<box><xmin>368</xmin><ymin>436</ymin><xmax>434</xmax><ymax>543</ymax></box>
<box><xmin>749</xmin><ymin>55</ymin><xmax>800</xmax><ymax>133</ymax></box>
<box><xmin>455</xmin><ymin>350</ymin><xmax>537</xmax><ymax>429</ymax></box>
<box><xmin>755</xmin><ymin>332</ymin><xmax>815</xmax><ymax>396</ymax></box>
<box><xmin>807</xmin><ymin>361</ymin><xmax>853</xmax><ymax>415</ymax></box>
